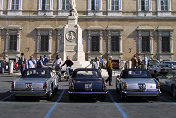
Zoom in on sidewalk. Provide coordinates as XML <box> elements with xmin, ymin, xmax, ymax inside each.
<box><xmin>101</xmin><ymin>69</ymin><xmax>121</xmax><ymax>78</ymax></box>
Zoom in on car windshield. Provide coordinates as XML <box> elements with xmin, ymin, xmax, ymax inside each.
<box><xmin>72</xmin><ymin>70</ymin><xmax>100</xmax><ymax>79</ymax></box>
<box><xmin>148</xmin><ymin>60</ymin><xmax>160</xmax><ymax>66</ymax></box>
<box><xmin>22</xmin><ymin>69</ymin><xmax>51</xmax><ymax>78</ymax></box>
<box><xmin>121</xmin><ymin>70</ymin><xmax>151</xmax><ymax>78</ymax></box>
<box><xmin>164</xmin><ymin>62</ymin><xmax>176</xmax><ymax>66</ymax></box>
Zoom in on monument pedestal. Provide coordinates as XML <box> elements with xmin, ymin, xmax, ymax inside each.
<box><xmin>61</xmin><ymin>16</ymin><xmax>85</xmax><ymax>61</ymax></box>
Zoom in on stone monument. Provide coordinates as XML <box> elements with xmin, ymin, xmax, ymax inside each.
<box><xmin>60</xmin><ymin>0</ymin><xmax>85</xmax><ymax>61</ymax></box>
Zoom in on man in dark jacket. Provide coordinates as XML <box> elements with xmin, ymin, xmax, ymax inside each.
<box><xmin>61</xmin><ymin>56</ymin><xmax>73</xmax><ymax>76</ymax></box>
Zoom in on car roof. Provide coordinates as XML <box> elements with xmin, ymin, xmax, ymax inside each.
<box><xmin>123</xmin><ymin>68</ymin><xmax>148</xmax><ymax>71</ymax></box>
<box><xmin>74</xmin><ymin>68</ymin><xmax>99</xmax><ymax>71</ymax></box>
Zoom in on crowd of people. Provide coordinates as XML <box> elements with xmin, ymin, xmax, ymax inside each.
<box><xmin>131</xmin><ymin>54</ymin><xmax>149</xmax><ymax>69</ymax></box>
<box><xmin>13</xmin><ymin>54</ymin><xmax>74</xmax><ymax>77</ymax></box>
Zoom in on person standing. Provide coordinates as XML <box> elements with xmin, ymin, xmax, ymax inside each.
<box><xmin>105</xmin><ymin>56</ymin><xmax>113</xmax><ymax>86</ymax></box>
<box><xmin>137</xmin><ymin>56</ymin><xmax>142</xmax><ymax>68</ymax></box>
<box><xmin>100</xmin><ymin>56</ymin><xmax>105</xmax><ymax>69</ymax></box>
<box><xmin>53</xmin><ymin>55</ymin><xmax>62</xmax><ymax>72</ymax></box>
<box><xmin>20</xmin><ymin>61</ymin><xmax>26</xmax><ymax>74</ymax></box>
<box><xmin>37</xmin><ymin>56</ymin><xmax>44</xmax><ymax>68</ymax></box>
<box><xmin>27</xmin><ymin>56</ymin><xmax>36</xmax><ymax>69</ymax></box>
<box><xmin>61</xmin><ymin>56</ymin><xmax>73</xmax><ymax>76</ymax></box>
<box><xmin>92</xmin><ymin>57</ymin><xmax>100</xmax><ymax>70</ymax></box>
<box><xmin>43</xmin><ymin>55</ymin><xmax>48</xmax><ymax>66</ymax></box>
<box><xmin>143</xmin><ymin>55</ymin><xmax>148</xmax><ymax>69</ymax></box>
<box><xmin>131</xmin><ymin>54</ymin><xmax>137</xmax><ymax>68</ymax></box>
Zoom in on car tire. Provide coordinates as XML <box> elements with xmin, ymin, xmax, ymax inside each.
<box><xmin>151</xmin><ymin>96</ymin><xmax>159</xmax><ymax>101</ymax></box>
<box><xmin>120</xmin><ymin>92</ymin><xmax>127</xmax><ymax>101</ymax></box>
<box><xmin>172</xmin><ymin>86</ymin><xmax>176</xmax><ymax>99</ymax></box>
<box><xmin>99</xmin><ymin>95</ymin><xmax>106</xmax><ymax>101</ymax></box>
<box><xmin>69</xmin><ymin>94</ymin><xmax>74</xmax><ymax>100</ymax></box>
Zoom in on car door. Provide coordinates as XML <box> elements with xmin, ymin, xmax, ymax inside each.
<box><xmin>164</xmin><ymin>72</ymin><xmax>174</xmax><ymax>92</ymax></box>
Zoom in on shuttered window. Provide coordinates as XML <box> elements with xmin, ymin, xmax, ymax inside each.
<box><xmin>9</xmin><ymin>35</ymin><xmax>17</xmax><ymax>51</ymax></box>
<box><xmin>142</xmin><ymin>36</ymin><xmax>150</xmax><ymax>52</ymax></box>
<box><xmin>91</xmin><ymin>36</ymin><xmax>99</xmax><ymax>51</ymax></box>
<box><xmin>41</xmin><ymin>35</ymin><xmax>49</xmax><ymax>52</ymax></box>
<box><xmin>162</xmin><ymin>36</ymin><xmax>170</xmax><ymax>52</ymax></box>
<box><xmin>111</xmin><ymin>36</ymin><xmax>120</xmax><ymax>52</ymax></box>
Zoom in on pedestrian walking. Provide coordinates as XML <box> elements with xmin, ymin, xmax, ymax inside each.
<box><xmin>53</xmin><ymin>55</ymin><xmax>62</xmax><ymax>80</ymax></box>
<box><xmin>27</xmin><ymin>56</ymin><xmax>36</xmax><ymax>69</ymax></box>
<box><xmin>105</xmin><ymin>56</ymin><xmax>113</xmax><ymax>86</ymax></box>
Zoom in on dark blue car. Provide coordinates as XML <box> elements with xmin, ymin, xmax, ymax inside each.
<box><xmin>68</xmin><ymin>68</ymin><xmax>108</xmax><ymax>100</ymax></box>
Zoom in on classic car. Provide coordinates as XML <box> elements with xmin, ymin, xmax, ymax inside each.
<box><xmin>116</xmin><ymin>69</ymin><xmax>161</xmax><ymax>100</ymax></box>
<box><xmin>163</xmin><ymin>61</ymin><xmax>176</xmax><ymax>69</ymax></box>
<box><xmin>148</xmin><ymin>63</ymin><xmax>172</xmax><ymax>77</ymax></box>
<box><xmin>10</xmin><ymin>68</ymin><xmax>59</xmax><ymax>100</ymax></box>
<box><xmin>68</xmin><ymin>68</ymin><xmax>108</xmax><ymax>100</ymax></box>
<box><xmin>156</xmin><ymin>70</ymin><xmax>176</xmax><ymax>99</ymax></box>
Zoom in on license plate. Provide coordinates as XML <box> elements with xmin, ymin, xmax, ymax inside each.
<box><xmin>25</xmin><ymin>83</ymin><xmax>32</xmax><ymax>90</ymax></box>
<box><xmin>85</xmin><ymin>83</ymin><xmax>92</xmax><ymax>91</ymax></box>
<box><xmin>138</xmin><ymin>83</ymin><xmax>146</xmax><ymax>91</ymax></box>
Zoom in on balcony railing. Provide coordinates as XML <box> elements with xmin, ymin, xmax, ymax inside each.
<box><xmin>0</xmin><ymin>10</ymin><xmax>176</xmax><ymax>17</ymax></box>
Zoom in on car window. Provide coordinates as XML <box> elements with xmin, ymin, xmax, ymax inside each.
<box><xmin>73</xmin><ymin>70</ymin><xmax>100</xmax><ymax>78</ymax></box>
<box><xmin>22</xmin><ymin>69</ymin><xmax>51</xmax><ymax>78</ymax></box>
<box><xmin>122</xmin><ymin>70</ymin><xmax>151</xmax><ymax>78</ymax></box>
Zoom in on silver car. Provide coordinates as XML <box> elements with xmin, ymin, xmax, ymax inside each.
<box><xmin>116</xmin><ymin>69</ymin><xmax>161</xmax><ymax>100</ymax></box>
<box><xmin>11</xmin><ymin>68</ymin><xmax>59</xmax><ymax>100</ymax></box>
<box><xmin>157</xmin><ymin>70</ymin><xmax>176</xmax><ymax>99</ymax></box>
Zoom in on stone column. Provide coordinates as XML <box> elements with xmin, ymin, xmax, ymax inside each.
<box><xmin>57</xmin><ymin>29</ymin><xmax>62</xmax><ymax>53</ymax></box>
<box><xmin>48</xmin><ymin>30</ymin><xmax>52</xmax><ymax>53</ymax></box>
<box><xmin>0</xmin><ymin>0</ymin><xmax>3</xmax><ymax>15</ymax></box>
<box><xmin>87</xmin><ymin>31</ymin><xmax>91</xmax><ymax>53</ymax></box>
<box><xmin>158</xmin><ymin>31</ymin><xmax>162</xmax><ymax>53</ymax></box>
<box><xmin>99</xmin><ymin>30</ymin><xmax>103</xmax><ymax>54</ymax></box>
<box><xmin>170</xmin><ymin>31</ymin><xmax>173</xmax><ymax>53</ymax></box>
<box><xmin>5</xmin><ymin>32</ymin><xmax>9</xmax><ymax>52</ymax></box>
<box><xmin>36</xmin><ymin>30</ymin><xmax>40</xmax><ymax>53</ymax></box>
<box><xmin>107</xmin><ymin>0</ymin><xmax>111</xmax><ymax>11</ymax></box>
<box><xmin>16</xmin><ymin>31</ymin><xmax>20</xmax><ymax>52</ymax></box>
<box><xmin>107</xmin><ymin>31</ymin><xmax>111</xmax><ymax>53</ymax></box>
<box><xmin>87</xmin><ymin>0</ymin><xmax>91</xmax><ymax>11</ymax></box>
<box><xmin>119</xmin><ymin>31</ymin><xmax>122</xmax><ymax>53</ymax></box>
<box><xmin>149</xmin><ymin>31</ymin><xmax>153</xmax><ymax>54</ymax></box>
<box><xmin>138</xmin><ymin>31</ymin><xmax>142</xmax><ymax>53</ymax></box>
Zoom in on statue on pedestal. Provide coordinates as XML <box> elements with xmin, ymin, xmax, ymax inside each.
<box><xmin>69</xmin><ymin>0</ymin><xmax>78</xmax><ymax>16</ymax></box>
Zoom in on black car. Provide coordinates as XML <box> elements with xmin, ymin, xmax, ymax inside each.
<box><xmin>68</xmin><ymin>68</ymin><xmax>108</xmax><ymax>100</ymax></box>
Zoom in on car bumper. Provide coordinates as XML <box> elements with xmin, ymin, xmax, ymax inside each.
<box><xmin>122</xmin><ymin>91</ymin><xmax>161</xmax><ymax>97</ymax></box>
<box><xmin>10</xmin><ymin>90</ymin><xmax>48</xmax><ymax>97</ymax></box>
<box><xmin>68</xmin><ymin>91</ymin><xmax>108</xmax><ymax>97</ymax></box>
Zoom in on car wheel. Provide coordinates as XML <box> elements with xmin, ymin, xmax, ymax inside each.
<box><xmin>47</xmin><ymin>92</ymin><xmax>52</xmax><ymax>101</ymax></box>
<box><xmin>151</xmin><ymin>96</ymin><xmax>159</xmax><ymax>101</ymax></box>
<box><xmin>172</xmin><ymin>86</ymin><xmax>176</xmax><ymax>99</ymax></box>
<box><xmin>98</xmin><ymin>95</ymin><xmax>106</xmax><ymax>101</ymax></box>
<box><xmin>120</xmin><ymin>92</ymin><xmax>127</xmax><ymax>101</ymax></box>
<box><xmin>69</xmin><ymin>94</ymin><xmax>74</xmax><ymax>100</ymax></box>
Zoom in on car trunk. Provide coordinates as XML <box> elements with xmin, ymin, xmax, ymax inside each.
<box><xmin>14</xmin><ymin>78</ymin><xmax>49</xmax><ymax>91</ymax></box>
<box><xmin>73</xmin><ymin>79</ymin><xmax>104</xmax><ymax>92</ymax></box>
<box><xmin>124</xmin><ymin>78</ymin><xmax>157</xmax><ymax>91</ymax></box>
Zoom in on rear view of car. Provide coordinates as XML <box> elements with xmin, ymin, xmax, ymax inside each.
<box><xmin>68</xmin><ymin>68</ymin><xmax>108</xmax><ymax>100</ymax></box>
<box><xmin>116</xmin><ymin>69</ymin><xmax>161</xmax><ymax>101</ymax></box>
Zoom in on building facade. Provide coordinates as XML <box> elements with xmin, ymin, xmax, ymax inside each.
<box><xmin>0</xmin><ymin>0</ymin><xmax>176</xmax><ymax>62</ymax></box>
